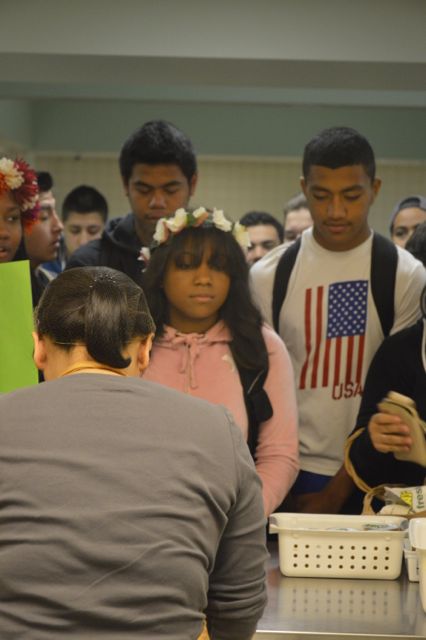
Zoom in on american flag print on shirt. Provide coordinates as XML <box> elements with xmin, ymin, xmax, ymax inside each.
<box><xmin>299</xmin><ymin>280</ymin><xmax>368</xmax><ymax>395</ymax></box>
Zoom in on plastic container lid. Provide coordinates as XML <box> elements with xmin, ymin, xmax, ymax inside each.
<box><xmin>409</xmin><ymin>518</ymin><xmax>426</xmax><ymax>550</ymax></box>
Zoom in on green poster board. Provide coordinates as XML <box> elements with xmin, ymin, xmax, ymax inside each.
<box><xmin>0</xmin><ymin>260</ymin><xmax>38</xmax><ymax>393</ymax></box>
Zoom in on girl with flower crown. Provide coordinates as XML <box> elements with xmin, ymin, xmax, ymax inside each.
<box><xmin>143</xmin><ymin>207</ymin><xmax>299</xmax><ymax>515</ymax></box>
<box><xmin>0</xmin><ymin>157</ymin><xmax>39</xmax><ymax>263</ymax></box>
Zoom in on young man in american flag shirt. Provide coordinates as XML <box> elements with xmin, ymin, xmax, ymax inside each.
<box><xmin>251</xmin><ymin>126</ymin><xmax>426</xmax><ymax>513</ymax></box>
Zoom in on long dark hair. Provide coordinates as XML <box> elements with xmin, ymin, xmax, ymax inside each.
<box><xmin>35</xmin><ymin>267</ymin><xmax>155</xmax><ymax>368</ymax></box>
<box><xmin>142</xmin><ymin>226</ymin><xmax>268</xmax><ymax>371</ymax></box>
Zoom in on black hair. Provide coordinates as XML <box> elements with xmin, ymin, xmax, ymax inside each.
<box><xmin>142</xmin><ymin>226</ymin><xmax>268</xmax><ymax>372</ymax></box>
<box><xmin>239</xmin><ymin>211</ymin><xmax>284</xmax><ymax>243</ymax></box>
<box><xmin>35</xmin><ymin>267</ymin><xmax>155</xmax><ymax>368</ymax></box>
<box><xmin>62</xmin><ymin>185</ymin><xmax>109</xmax><ymax>223</ymax></box>
<box><xmin>302</xmin><ymin>126</ymin><xmax>376</xmax><ymax>182</ymax></box>
<box><xmin>36</xmin><ymin>171</ymin><xmax>53</xmax><ymax>193</ymax></box>
<box><xmin>119</xmin><ymin>120</ymin><xmax>197</xmax><ymax>185</ymax></box>
<box><xmin>405</xmin><ymin>221</ymin><xmax>426</xmax><ymax>267</ymax></box>
<box><xmin>283</xmin><ymin>193</ymin><xmax>309</xmax><ymax>217</ymax></box>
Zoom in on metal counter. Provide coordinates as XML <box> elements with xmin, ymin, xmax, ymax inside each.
<box><xmin>255</xmin><ymin>543</ymin><xmax>426</xmax><ymax>639</ymax></box>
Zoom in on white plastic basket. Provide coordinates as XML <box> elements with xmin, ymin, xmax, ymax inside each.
<box><xmin>269</xmin><ymin>513</ymin><xmax>407</xmax><ymax>580</ymax></box>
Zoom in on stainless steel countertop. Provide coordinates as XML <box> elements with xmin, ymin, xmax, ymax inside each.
<box><xmin>255</xmin><ymin>542</ymin><xmax>426</xmax><ymax>639</ymax></box>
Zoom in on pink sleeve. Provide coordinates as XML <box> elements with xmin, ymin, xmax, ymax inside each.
<box><xmin>255</xmin><ymin>325</ymin><xmax>299</xmax><ymax>516</ymax></box>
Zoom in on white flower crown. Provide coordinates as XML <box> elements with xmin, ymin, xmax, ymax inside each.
<box><xmin>152</xmin><ymin>207</ymin><xmax>250</xmax><ymax>248</ymax></box>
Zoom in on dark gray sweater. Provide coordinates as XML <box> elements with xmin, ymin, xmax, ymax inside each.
<box><xmin>0</xmin><ymin>374</ymin><xmax>267</xmax><ymax>639</ymax></box>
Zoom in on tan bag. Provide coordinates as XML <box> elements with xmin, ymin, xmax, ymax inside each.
<box><xmin>378</xmin><ymin>391</ymin><xmax>426</xmax><ymax>467</ymax></box>
<box><xmin>362</xmin><ymin>483</ymin><xmax>426</xmax><ymax>518</ymax></box>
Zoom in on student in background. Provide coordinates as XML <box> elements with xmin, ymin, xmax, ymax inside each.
<box><xmin>251</xmin><ymin>126</ymin><xmax>426</xmax><ymax>513</ymax></box>
<box><xmin>390</xmin><ymin>195</ymin><xmax>426</xmax><ymax>248</ymax></box>
<box><xmin>23</xmin><ymin>171</ymin><xmax>63</xmax><ymax>306</ymax></box>
<box><xmin>406</xmin><ymin>221</ymin><xmax>426</xmax><ymax>267</ymax></box>
<box><xmin>62</xmin><ymin>185</ymin><xmax>108</xmax><ymax>259</ymax></box>
<box><xmin>346</xmin><ymin>287</ymin><xmax>426</xmax><ymax>493</ymax></box>
<box><xmin>283</xmin><ymin>192</ymin><xmax>312</xmax><ymax>242</ymax></box>
<box><xmin>239</xmin><ymin>210</ymin><xmax>284</xmax><ymax>266</ymax></box>
<box><xmin>0</xmin><ymin>157</ymin><xmax>39</xmax><ymax>391</ymax></box>
<box><xmin>67</xmin><ymin>120</ymin><xmax>198</xmax><ymax>285</ymax></box>
<box><xmin>33</xmin><ymin>171</ymin><xmax>65</xmax><ymax>274</ymax></box>
<box><xmin>143</xmin><ymin>207</ymin><xmax>299</xmax><ymax>516</ymax></box>
<box><xmin>0</xmin><ymin>156</ymin><xmax>39</xmax><ymax>263</ymax></box>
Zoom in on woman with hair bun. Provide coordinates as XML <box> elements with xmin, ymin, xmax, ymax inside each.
<box><xmin>143</xmin><ymin>207</ymin><xmax>299</xmax><ymax>516</ymax></box>
<box><xmin>33</xmin><ymin>266</ymin><xmax>155</xmax><ymax>375</ymax></box>
<box><xmin>0</xmin><ymin>266</ymin><xmax>267</xmax><ymax>639</ymax></box>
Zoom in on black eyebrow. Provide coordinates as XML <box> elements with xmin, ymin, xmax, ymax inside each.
<box><xmin>340</xmin><ymin>185</ymin><xmax>364</xmax><ymax>193</ymax></box>
<box><xmin>311</xmin><ymin>184</ymin><xmax>364</xmax><ymax>194</ymax></box>
<box><xmin>132</xmin><ymin>179</ymin><xmax>183</xmax><ymax>188</ymax></box>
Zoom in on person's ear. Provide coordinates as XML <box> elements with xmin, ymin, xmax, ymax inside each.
<box><xmin>137</xmin><ymin>334</ymin><xmax>154</xmax><ymax>373</ymax></box>
<box><xmin>32</xmin><ymin>332</ymin><xmax>48</xmax><ymax>371</ymax></box>
<box><xmin>300</xmin><ymin>176</ymin><xmax>307</xmax><ymax>196</ymax></box>
<box><xmin>189</xmin><ymin>173</ymin><xmax>198</xmax><ymax>197</ymax></box>
<box><xmin>122</xmin><ymin>176</ymin><xmax>129</xmax><ymax>198</ymax></box>
<box><xmin>371</xmin><ymin>177</ymin><xmax>382</xmax><ymax>201</ymax></box>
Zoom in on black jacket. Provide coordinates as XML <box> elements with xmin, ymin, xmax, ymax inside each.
<box><xmin>66</xmin><ymin>214</ymin><xmax>145</xmax><ymax>286</ymax></box>
<box><xmin>348</xmin><ymin>320</ymin><xmax>426</xmax><ymax>489</ymax></box>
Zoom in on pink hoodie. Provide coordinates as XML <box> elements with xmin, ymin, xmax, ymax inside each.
<box><xmin>143</xmin><ymin>320</ymin><xmax>299</xmax><ymax>515</ymax></box>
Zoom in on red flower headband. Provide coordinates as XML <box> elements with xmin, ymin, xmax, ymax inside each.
<box><xmin>0</xmin><ymin>157</ymin><xmax>40</xmax><ymax>229</ymax></box>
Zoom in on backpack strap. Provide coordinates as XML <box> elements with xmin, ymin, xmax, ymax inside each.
<box><xmin>272</xmin><ymin>238</ymin><xmax>301</xmax><ymax>332</ymax></box>
<box><xmin>371</xmin><ymin>233</ymin><xmax>398</xmax><ymax>338</ymax></box>
<box><xmin>237</xmin><ymin>364</ymin><xmax>273</xmax><ymax>458</ymax></box>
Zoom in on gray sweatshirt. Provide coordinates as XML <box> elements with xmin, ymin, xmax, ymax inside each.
<box><xmin>0</xmin><ymin>374</ymin><xmax>267</xmax><ymax>639</ymax></box>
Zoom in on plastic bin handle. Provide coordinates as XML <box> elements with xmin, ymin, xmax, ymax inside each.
<box><xmin>409</xmin><ymin>518</ymin><xmax>426</xmax><ymax>549</ymax></box>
